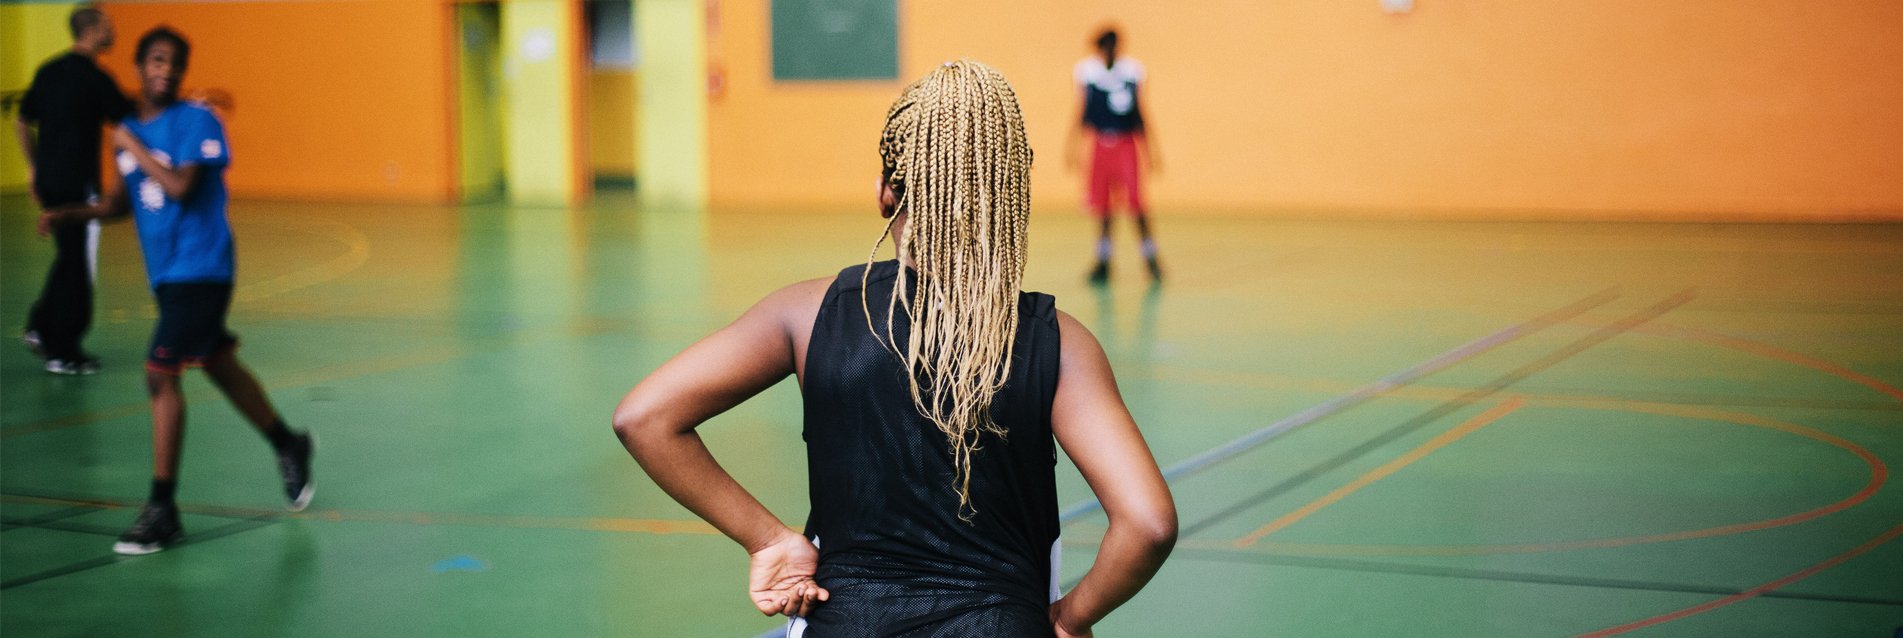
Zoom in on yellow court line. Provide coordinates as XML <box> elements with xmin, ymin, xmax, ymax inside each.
<box><xmin>1233</xmin><ymin>397</ymin><xmax>1525</xmax><ymax>548</ymax></box>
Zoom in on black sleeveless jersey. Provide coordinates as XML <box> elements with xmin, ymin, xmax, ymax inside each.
<box><xmin>797</xmin><ymin>260</ymin><xmax>1062</xmax><ymax>637</ymax></box>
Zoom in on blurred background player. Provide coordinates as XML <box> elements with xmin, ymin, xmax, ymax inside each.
<box><xmin>1069</xmin><ymin>27</ymin><xmax>1161</xmax><ymax>284</ymax></box>
<box><xmin>14</xmin><ymin>4</ymin><xmax>134</xmax><ymax>375</ymax></box>
<box><xmin>37</xmin><ymin>26</ymin><xmax>315</xmax><ymax>555</ymax></box>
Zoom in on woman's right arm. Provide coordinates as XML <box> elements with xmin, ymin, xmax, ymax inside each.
<box><xmin>611</xmin><ymin>279</ymin><xmax>832</xmax><ymax>617</ymax></box>
<box><xmin>1048</xmin><ymin>310</ymin><xmax>1178</xmax><ymax>637</ymax></box>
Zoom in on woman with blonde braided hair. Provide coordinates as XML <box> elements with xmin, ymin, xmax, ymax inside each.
<box><xmin>614</xmin><ymin>60</ymin><xmax>1175</xmax><ymax>637</ymax></box>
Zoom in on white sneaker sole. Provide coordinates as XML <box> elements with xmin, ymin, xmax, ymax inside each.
<box><xmin>288</xmin><ymin>482</ymin><xmax>315</xmax><ymax>513</ymax></box>
<box><xmin>44</xmin><ymin>361</ymin><xmax>100</xmax><ymax>376</ymax></box>
<box><xmin>286</xmin><ymin>432</ymin><xmax>317</xmax><ymax>512</ymax></box>
<box><xmin>112</xmin><ymin>538</ymin><xmax>177</xmax><ymax>556</ymax></box>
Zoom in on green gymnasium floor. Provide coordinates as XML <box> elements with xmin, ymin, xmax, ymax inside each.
<box><xmin>3</xmin><ymin>192</ymin><xmax>1900</xmax><ymax>636</ymax></box>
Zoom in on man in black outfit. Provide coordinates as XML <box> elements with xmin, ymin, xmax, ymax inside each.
<box><xmin>15</xmin><ymin>5</ymin><xmax>134</xmax><ymax>375</ymax></box>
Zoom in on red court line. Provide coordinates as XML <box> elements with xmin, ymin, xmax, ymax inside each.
<box><xmin>1576</xmin><ymin>521</ymin><xmax>1903</xmax><ymax>637</ymax></box>
<box><xmin>1242</xmin><ymin>402</ymin><xmax>1887</xmax><ymax>557</ymax></box>
<box><xmin>1641</xmin><ymin>323</ymin><xmax>1903</xmax><ymax>404</ymax></box>
<box><xmin>1566</xmin><ymin>323</ymin><xmax>1903</xmax><ymax>635</ymax></box>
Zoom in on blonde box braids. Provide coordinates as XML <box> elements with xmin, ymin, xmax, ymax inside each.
<box><xmin>864</xmin><ymin>60</ymin><xmax>1034</xmax><ymax>521</ymax></box>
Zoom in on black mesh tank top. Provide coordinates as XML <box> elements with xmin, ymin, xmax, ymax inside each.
<box><xmin>797</xmin><ymin>260</ymin><xmax>1062</xmax><ymax>637</ymax></box>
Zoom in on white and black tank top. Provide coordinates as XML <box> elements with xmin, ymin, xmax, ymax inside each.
<box><xmin>797</xmin><ymin>260</ymin><xmax>1062</xmax><ymax>637</ymax></box>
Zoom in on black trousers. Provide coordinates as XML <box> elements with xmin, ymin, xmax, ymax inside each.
<box><xmin>26</xmin><ymin>186</ymin><xmax>96</xmax><ymax>361</ymax></box>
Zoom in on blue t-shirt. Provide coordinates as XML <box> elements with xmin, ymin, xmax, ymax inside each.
<box><xmin>117</xmin><ymin>102</ymin><xmax>234</xmax><ymax>288</ymax></box>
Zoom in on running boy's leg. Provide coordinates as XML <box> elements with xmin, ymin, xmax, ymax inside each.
<box><xmin>115</xmin><ymin>367</ymin><xmax>187</xmax><ymax>555</ymax></box>
<box><xmin>202</xmin><ymin>347</ymin><xmax>281</xmax><ymax>432</ymax></box>
<box><xmin>146</xmin><ymin>369</ymin><xmax>186</xmax><ymax>482</ymax></box>
<box><xmin>203</xmin><ymin>347</ymin><xmax>314</xmax><ymax>511</ymax></box>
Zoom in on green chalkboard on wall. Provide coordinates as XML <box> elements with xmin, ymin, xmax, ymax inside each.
<box><xmin>771</xmin><ymin>0</ymin><xmax>898</xmax><ymax>81</ymax></box>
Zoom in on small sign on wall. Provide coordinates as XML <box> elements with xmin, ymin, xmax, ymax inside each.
<box><xmin>771</xmin><ymin>0</ymin><xmax>898</xmax><ymax>81</ymax></box>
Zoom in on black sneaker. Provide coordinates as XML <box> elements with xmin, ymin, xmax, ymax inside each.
<box><xmin>1087</xmin><ymin>261</ymin><xmax>1110</xmax><ymax>284</ymax></box>
<box><xmin>276</xmin><ymin>431</ymin><xmax>315</xmax><ymax>511</ymax></box>
<box><xmin>45</xmin><ymin>355</ymin><xmax>101</xmax><ymax>376</ymax></box>
<box><xmin>1146</xmin><ymin>256</ymin><xmax>1164</xmax><ymax>282</ymax></box>
<box><xmin>113</xmin><ymin>502</ymin><xmax>184</xmax><ymax>555</ymax></box>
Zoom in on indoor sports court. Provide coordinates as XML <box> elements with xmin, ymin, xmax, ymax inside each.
<box><xmin>3</xmin><ymin>1</ymin><xmax>1899</xmax><ymax>636</ymax></box>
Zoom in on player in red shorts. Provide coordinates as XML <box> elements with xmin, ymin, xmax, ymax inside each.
<box><xmin>1070</xmin><ymin>27</ymin><xmax>1161</xmax><ymax>284</ymax></box>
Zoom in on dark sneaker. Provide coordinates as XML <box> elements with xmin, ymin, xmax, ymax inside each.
<box><xmin>1146</xmin><ymin>257</ymin><xmax>1164</xmax><ymax>282</ymax></box>
<box><xmin>45</xmin><ymin>356</ymin><xmax>101</xmax><ymax>376</ymax></box>
<box><xmin>1087</xmin><ymin>261</ymin><xmax>1110</xmax><ymax>284</ymax></box>
<box><xmin>21</xmin><ymin>330</ymin><xmax>43</xmax><ymax>358</ymax></box>
<box><xmin>113</xmin><ymin>502</ymin><xmax>184</xmax><ymax>555</ymax></box>
<box><xmin>276</xmin><ymin>431</ymin><xmax>315</xmax><ymax>511</ymax></box>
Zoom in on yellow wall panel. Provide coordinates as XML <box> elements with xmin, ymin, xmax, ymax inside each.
<box><xmin>636</xmin><ymin>0</ymin><xmax>707</xmax><ymax>209</ymax></box>
<box><xmin>501</xmin><ymin>0</ymin><xmax>584</xmax><ymax>206</ymax></box>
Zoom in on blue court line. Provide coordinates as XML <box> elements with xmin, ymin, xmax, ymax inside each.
<box><xmin>1056</xmin><ymin>288</ymin><xmax>1620</xmax><ymax>525</ymax></box>
<box><xmin>749</xmin><ymin>289</ymin><xmax>1620</xmax><ymax>638</ymax></box>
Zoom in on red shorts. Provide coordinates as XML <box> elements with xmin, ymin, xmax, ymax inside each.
<box><xmin>1086</xmin><ymin>132</ymin><xmax>1144</xmax><ymax>217</ymax></box>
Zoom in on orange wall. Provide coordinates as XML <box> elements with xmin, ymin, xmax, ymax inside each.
<box><xmin>709</xmin><ymin>0</ymin><xmax>1903</xmax><ymax>218</ymax></box>
<box><xmin>103</xmin><ymin>1</ymin><xmax>458</xmax><ymax>203</ymax></box>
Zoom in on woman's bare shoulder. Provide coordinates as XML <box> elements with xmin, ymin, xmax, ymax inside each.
<box><xmin>751</xmin><ymin>275</ymin><xmax>837</xmax><ymax>332</ymax></box>
<box><xmin>1053</xmin><ymin>309</ymin><xmax>1101</xmax><ymax>350</ymax></box>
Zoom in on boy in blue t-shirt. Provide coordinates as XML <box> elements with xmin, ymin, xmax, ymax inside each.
<box><xmin>36</xmin><ymin>26</ymin><xmax>315</xmax><ymax>555</ymax></box>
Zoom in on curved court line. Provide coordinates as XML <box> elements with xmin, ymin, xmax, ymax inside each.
<box><xmin>231</xmin><ymin>215</ymin><xmax>373</xmax><ymax>305</ymax></box>
<box><xmin>1576</xmin><ymin>521</ymin><xmax>1903</xmax><ymax>637</ymax></box>
<box><xmin>1233</xmin><ymin>398</ymin><xmax>1524</xmax><ymax>547</ymax></box>
<box><xmin>1562</xmin><ymin>327</ymin><xmax>1903</xmax><ymax>636</ymax></box>
<box><xmin>1639</xmin><ymin>322</ymin><xmax>1903</xmax><ymax>404</ymax></box>
<box><xmin>1057</xmin><ymin>289</ymin><xmax>1620</xmax><ymax>524</ymax></box>
<box><xmin>106</xmin><ymin>214</ymin><xmax>372</xmax><ymax>318</ymax></box>
<box><xmin>1174</xmin><ymin>290</ymin><xmax>1694</xmax><ymax>541</ymax></box>
<box><xmin>1248</xmin><ymin>402</ymin><xmax>1887</xmax><ymax>557</ymax></box>
<box><xmin>1235</xmin><ymin>320</ymin><xmax>1903</xmax><ymax>557</ymax></box>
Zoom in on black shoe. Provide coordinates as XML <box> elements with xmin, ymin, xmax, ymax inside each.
<box><xmin>276</xmin><ymin>431</ymin><xmax>315</xmax><ymax>511</ymax></box>
<box><xmin>21</xmin><ymin>330</ymin><xmax>44</xmax><ymax>358</ymax></box>
<box><xmin>1146</xmin><ymin>257</ymin><xmax>1164</xmax><ymax>281</ymax></box>
<box><xmin>113</xmin><ymin>502</ymin><xmax>184</xmax><ymax>555</ymax></box>
<box><xmin>44</xmin><ymin>355</ymin><xmax>101</xmax><ymax>376</ymax></box>
<box><xmin>1088</xmin><ymin>261</ymin><xmax>1110</xmax><ymax>284</ymax></box>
